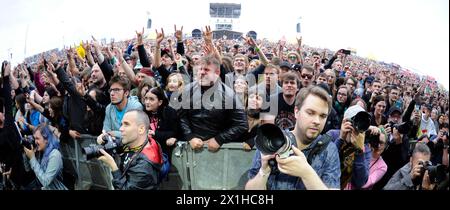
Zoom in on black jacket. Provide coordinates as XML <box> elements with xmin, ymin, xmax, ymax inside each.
<box><xmin>111</xmin><ymin>145</ymin><xmax>159</xmax><ymax>190</ymax></box>
<box><xmin>178</xmin><ymin>81</ymin><xmax>248</xmax><ymax>145</ymax></box>
<box><xmin>0</xmin><ymin>76</ymin><xmax>28</xmax><ymax>187</ymax></box>
<box><xmin>55</xmin><ymin>67</ymin><xmax>87</xmax><ymax>135</ymax></box>
<box><xmin>147</xmin><ymin>106</ymin><xmax>179</xmax><ymax>156</ymax></box>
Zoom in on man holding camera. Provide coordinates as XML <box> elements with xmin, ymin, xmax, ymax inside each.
<box><xmin>362</xmin><ymin>79</ymin><xmax>382</xmax><ymax>109</ymax></box>
<box><xmin>97</xmin><ymin>109</ymin><xmax>159</xmax><ymax>190</ymax></box>
<box><xmin>326</xmin><ymin>105</ymin><xmax>372</xmax><ymax>189</ymax></box>
<box><xmin>383</xmin><ymin>143</ymin><xmax>436</xmax><ymax>190</ymax></box>
<box><xmin>246</xmin><ymin>86</ymin><xmax>340</xmax><ymax>190</ymax></box>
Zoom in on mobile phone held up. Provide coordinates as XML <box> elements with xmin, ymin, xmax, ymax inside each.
<box><xmin>341</xmin><ymin>49</ymin><xmax>351</xmax><ymax>55</ymax></box>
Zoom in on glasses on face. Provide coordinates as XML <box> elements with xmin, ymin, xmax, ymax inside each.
<box><xmin>289</xmin><ymin>56</ymin><xmax>297</xmax><ymax>60</ymax></box>
<box><xmin>109</xmin><ymin>88</ymin><xmax>123</xmax><ymax>93</ymax></box>
<box><xmin>301</xmin><ymin>74</ymin><xmax>313</xmax><ymax>79</ymax></box>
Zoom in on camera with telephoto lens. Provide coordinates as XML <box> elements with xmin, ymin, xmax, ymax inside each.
<box><xmin>82</xmin><ymin>134</ymin><xmax>124</xmax><ymax>160</ymax></box>
<box><xmin>418</xmin><ymin>160</ymin><xmax>447</xmax><ymax>184</ymax></box>
<box><xmin>388</xmin><ymin>121</ymin><xmax>411</xmax><ymax>135</ymax></box>
<box><xmin>21</xmin><ymin>135</ymin><xmax>36</xmax><ymax>150</ymax></box>
<box><xmin>348</xmin><ymin>111</ymin><xmax>371</xmax><ymax>133</ymax></box>
<box><xmin>255</xmin><ymin>124</ymin><xmax>293</xmax><ymax>159</ymax></box>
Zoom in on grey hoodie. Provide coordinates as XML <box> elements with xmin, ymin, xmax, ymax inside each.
<box><xmin>103</xmin><ymin>96</ymin><xmax>143</xmax><ymax>138</ymax></box>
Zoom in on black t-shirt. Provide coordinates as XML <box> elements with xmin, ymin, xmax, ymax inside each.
<box><xmin>273</xmin><ymin>93</ymin><xmax>296</xmax><ymax>130</ymax></box>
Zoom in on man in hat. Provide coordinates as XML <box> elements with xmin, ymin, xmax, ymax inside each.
<box><xmin>372</xmin><ymin>106</ymin><xmax>410</xmax><ymax>190</ymax></box>
<box><xmin>325</xmin><ymin>105</ymin><xmax>372</xmax><ymax>189</ymax></box>
<box><xmin>279</xmin><ymin>61</ymin><xmax>291</xmax><ymax>75</ymax></box>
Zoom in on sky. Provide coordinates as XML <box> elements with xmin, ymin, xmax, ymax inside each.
<box><xmin>0</xmin><ymin>0</ymin><xmax>448</xmax><ymax>89</ymax></box>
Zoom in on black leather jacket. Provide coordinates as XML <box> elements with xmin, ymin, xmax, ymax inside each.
<box><xmin>111</xmin><ymin>147</ymin><xmax>159</xmax><ymax>190</ymax></box>
<box><xmin>178</xmin><ymin>80</ymin><xmax>248</xmax><ymax>145</ymax></box>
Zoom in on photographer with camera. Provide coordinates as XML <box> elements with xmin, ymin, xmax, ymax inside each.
<box><xmin>246</xmin><ymin>86</ymin><xmax>340</xmax><ymax>190</ymax></box>
<box><xmin>96</xmin><ymin>109</ymin><xmax>159</xmax><ymax>190</ymax></box>
<box><xmin>425</xmin><ymin>123</ymin><xmax>449</xmax><ymax>166</ymax></box>
<box><xmin>326</xmin><ymin>105</ymin><xmax>372</xmax><ymax>189</ymax></box>
<box><xmin>23</xmin><ymin>123</ymin><xmax>67</xmax><ymax>190</ymax></box>
<box><xmin>383</xmin><ymin>143</ymin><xmax>444</xmax><ymax>190</ymax></box>
<box><xmin>362</xmin><ymin>79</ymin><xmax>383</xmax><ymax>109</ymax></box>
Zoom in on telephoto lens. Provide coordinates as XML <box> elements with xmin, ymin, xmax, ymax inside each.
<box><xmin>255</xmin><ymin>124</ymin><xmax>292</xmax><ymax>159</ymax></box>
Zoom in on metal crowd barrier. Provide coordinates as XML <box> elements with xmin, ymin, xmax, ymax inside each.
<box><xmin>171</xmin><ymin>141</ymin><xmax>256</xmax><ymax>190</ymax></box>
<box><xmin>60</xmin><ymin>134</ymin><xmax>113</xmax><ymax>190</ymax></box>
<box><xmin>60</xmin><ymin>135</ymin><xmax>256</xmax><ymax>190</ymax></box>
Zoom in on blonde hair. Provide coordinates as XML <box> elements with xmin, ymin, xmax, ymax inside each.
<box><xmin>166</xmin><ymin>73</ymin><xmax>184</xmax><ymax>92</ymax></box>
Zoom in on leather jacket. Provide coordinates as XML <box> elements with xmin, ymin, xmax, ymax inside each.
<box><xmin>178</xmin><ymin>80</ymin><xmax>248</xmax><ymax>145</ymax></box>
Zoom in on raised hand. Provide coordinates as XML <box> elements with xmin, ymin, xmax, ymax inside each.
<box><xmin>113</xmin><ymin>47</ymin><xmax>124</xmax><ymax>62</ymax></box>
<box><xmin>202</xmin><ymin>25</ymin><xmax>213</xmax><ymax>44</ymax></box>
<box><xmin>82</xmin><ymin>41</ymin><xmax>91</xmax><ymax>52</ymax></box>
<box><xmin>155</xmin><ymin>28</ymin><xmax>165</xmax><ymax>46</ymax></box>
<box><xmin>3</xmin><ymin>61</ymin><xmax>11</xmax><ymax>77</ymax></box>
<box><xmin>136</xmin><ymin>27</ymin><xmax>144</xmax><ymax>46</ymax></box>
<box><xmin>174</xmin><ymin>25</ymin><xmax>183</xmax><ymax>42</ymax></box>
<box><xmin>296</xmin><ymin>36</ymin><xmax>302</xmax><ymax>47</ymax></box>
<box><xmin>244</xmin><ymin>36</ymin><xmax>257</xmax><ymax>47</ymax></box>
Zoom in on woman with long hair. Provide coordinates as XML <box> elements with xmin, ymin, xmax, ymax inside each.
<box><xmin>23</xmin><ymin>123</ymin><xmax>67</xmax><ymax>190</ymax></box>
<box><xmin>143</xmin><ymin>87</ymin><xmax>178</xmax><ymax>164</ymax></box>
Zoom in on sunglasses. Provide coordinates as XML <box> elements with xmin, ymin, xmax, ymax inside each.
<box><xmin>301</xmin><ymin>74</ymin><xmax>313</xmax><ymax>79</ymax></box>
<box><xmin>289</xmin><ymin>56</ymin><xmax>297</xmax><ymax>60</ymax></box>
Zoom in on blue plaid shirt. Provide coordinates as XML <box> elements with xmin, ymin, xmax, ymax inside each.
<box><xmin>248</xmin><ymin>133</ymin><xmax>341</xmax><ymax>190</ymax></box>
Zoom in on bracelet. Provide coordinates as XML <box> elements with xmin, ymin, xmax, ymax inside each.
<box><xmin>255</xmin><ymin>46</ymin><xmax>260</xmax><ymax>52</ymax></box>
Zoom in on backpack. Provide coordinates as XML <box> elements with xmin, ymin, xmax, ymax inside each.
<box><xmin>143</xmin><ymin>134</ymin><xmax>170</xmax><ymax>183</ymax></box>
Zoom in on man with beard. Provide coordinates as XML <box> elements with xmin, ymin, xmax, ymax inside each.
<box><xmin>246</xmin><ymin>86</ymin><xmax>340</xmax><ymax>190</ymax></box>
<box><xmin>178</xmin><ymin>55</ymin><xmax>248</xmax><ymax>152</ymax></box>
<box><xmin>103</xmin><ymin>75</ymin><xmax>143</xmax><ymax>139</ymax></box>
<box><xmin>89</xmin><ymin>63</ymin><xmax>111</xmax><ymax>105</ymax></box>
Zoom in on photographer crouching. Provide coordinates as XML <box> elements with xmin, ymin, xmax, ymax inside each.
<box><xmin>94</xmin><ymin>109</ymin><xmax>159</xmax><ymax>190</ymax></box>
<box><xmin>23</xmin><ymin>124</ymin><xmax>67</xmax><ymax>190</ymax></box>
<box><xmin>383</xmin><ymin>143</ymin><xmax>447</xmax><ymax>190</ymax></box>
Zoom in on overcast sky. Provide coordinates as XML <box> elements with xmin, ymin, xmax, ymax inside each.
<box><xmin>1</xmin><ymin>0</ymin><xmax>448</xmax><ymax>89</ymax></box>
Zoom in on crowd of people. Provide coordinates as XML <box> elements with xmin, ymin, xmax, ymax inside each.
<box><xmin>0</xmin><ymin>24</ymin><xmax>448</xmax><ymax>190</ymax></box>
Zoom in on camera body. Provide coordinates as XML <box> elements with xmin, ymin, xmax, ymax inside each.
<box><xmin>348</xmin><ymin>111</ymin><xmax>371</xmax><ymax>133</ymax></box>
<box><xmin>388</xmin><ymin>121</ymin><xmax>411</xmax><ymax>135</ymax></box>
<box><xmin>82</xmin><ymin>134</ymin><xmax>124</xmax><ymax>160</ymax></box>
<box><xmin>21</xmin><ymin>135</ymin><xmax>36</xmax><ymax>150</ymax></box>
<box><xmin>418</xmin><ymin>160</ymin><xmax>447</xmax><ymax>184</ymax></box>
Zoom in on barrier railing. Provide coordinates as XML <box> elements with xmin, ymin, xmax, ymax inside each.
<box><xmin>60</xmin><ymin>135</ymin><xmax>256</xmax><ymax>190</ymax></box>
<box><xmin>171</xmin><ymin>142</ymin><xmax>256</xmax><ymax>190</ymax></box>
<box><xmin>60</xmin><ymin>134</ymin><xmax>113</xmax><ymax>190</ymax></box>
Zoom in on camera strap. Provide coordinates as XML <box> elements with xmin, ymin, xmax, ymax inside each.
<box><xmin>306</xmin><ymin>134</ymin><xmax>332</xmax><ymax>165</ymax></box>
<box><xmin>119</xmin><ymin>139</ymin><xmax>149</xmax><ymax>179</ymax></box>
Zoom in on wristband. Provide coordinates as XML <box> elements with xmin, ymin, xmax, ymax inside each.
<box><xmin>255</xmin><ymin>47</ymin><xmax>260</xmax><ymax>52</ymax></box>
